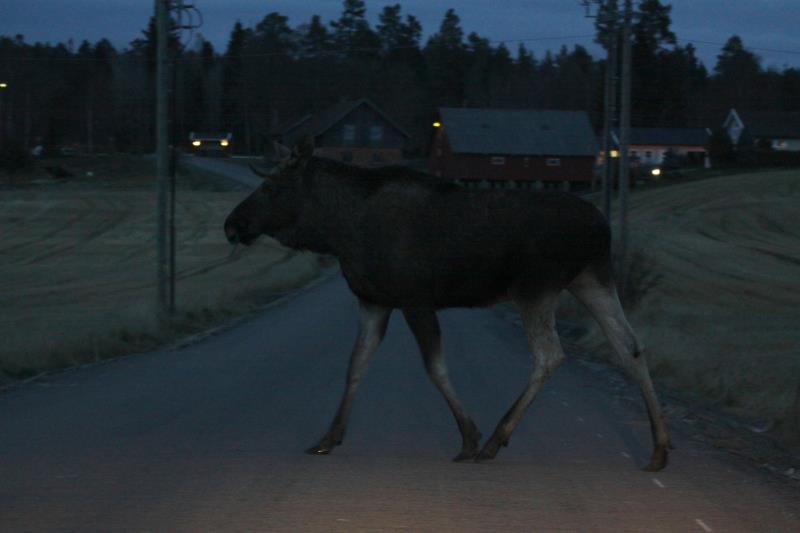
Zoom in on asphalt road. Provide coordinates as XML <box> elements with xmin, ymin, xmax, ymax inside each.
<box><xmin>183</xmin><ymin>154</ymin><xmax>264</xmax><ymax>189</ymax></box>
<box><xmin>2</xmin><ymin>272</ymin><xmax>799</xmax><ymax>532</ymax></box>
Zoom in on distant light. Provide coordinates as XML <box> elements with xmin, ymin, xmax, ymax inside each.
<box><xmin>220</xmin><ymin>139</ymin><xmax>229</xmax><ymax>147</ymax></box>
<box><xmin>192</xmin><ymin>140</ymin><xmax>201</xmax><ymax>147</ymax></box>
<box><xmin>0</xmin><ymin>82</ymin><xmax>7</xmax><ymax>89</ymax></box>
<box><xmin>651</xmin><ymin>167</ymin><xmax>662</xmax><ymax>177</ymax></box>
<box><xmin>610</xmin><ymin>149</ymin><xmax>619</xmax><ymax>158</ymax></box>
<box><xmin>432</xmin><ymin>121</ymin><xmax>442</xmax><ymax>128</ymax></box>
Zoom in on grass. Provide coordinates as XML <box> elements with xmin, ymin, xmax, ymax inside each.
<box><xmin>0</xmin><ymin>154</ymin><xmax>330</xmax><ymax>385</ymax></box>
<box><xmin>570</xmin><ymin>168</ymin><xmax>800</xmax><ymax>446</ymax></box>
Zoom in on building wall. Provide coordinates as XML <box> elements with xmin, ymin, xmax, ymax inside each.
<box><xmin>315</xmin><ymin>147</ymin><xmax>405</xmax><ymax>167</ymax></box>
<box><xmin>317</xmin><ymin>105</ymin><xmax>407</xmax><ymax>151</ymax></box>
<box><xmin>429</xmin><ymin>129</ymin><xmax>595</xmax><ymax>182</ymax></box>
<box><xmin>629</xmin><ymin>144</ymin><xmax>708</xmax><ymax>165</ymax></box>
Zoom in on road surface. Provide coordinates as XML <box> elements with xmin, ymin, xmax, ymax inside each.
<box><xmin>1</xmin><ymin>273</ymin><xmax>798</xmax><ymax>532</ymax></box>
<box><xmin>183</xmin><ymin>154</ymin><xmax>264</xmax><ymax>189</ymax></box>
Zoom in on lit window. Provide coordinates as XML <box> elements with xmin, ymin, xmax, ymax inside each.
<box><xmin>343</xmin><ymin>124</ymin><xmax>356</xmax><ymax>142</ymax></box>
<box><xmin>546</xmin><ymin>158</ymin><xmax>561</xmax><ymax>167</ymax></box>
<box><xmin>491</xmin><ymin>156</ymin><xmax>506</xmax><ymax>165</ymax></box>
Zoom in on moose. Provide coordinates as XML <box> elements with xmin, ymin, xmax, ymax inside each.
<box><xmin>224</xmin><ymin>138</ymin><xmax>670</xmax><ymax>471</ymax></box>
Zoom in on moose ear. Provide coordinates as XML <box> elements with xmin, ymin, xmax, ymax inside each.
<box><xmin>294</xmin><ymin>135</ymin><xmax>315</xmax><ymax>160</ymax></box>
<box><xmin>273</xmin><ymin>141</ymin><xmax>292</xmax><ymax>162</ymax></box>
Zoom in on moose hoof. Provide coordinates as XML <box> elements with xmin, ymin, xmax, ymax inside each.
<box><xmin>642</xmin><ymin>447</ymin><xmax>668</xmax><ymax>471</ymax></box>
<box><xmin>306</xmin><ymin>443</ymin><xmax>334</xmax><ymax>455</ymax></box>
<box><xmin>453</xmin><ymin>447</ymin><xmax>479</xmax><ymax>462</ymax></box>
<box><xmin>475</xmin><ymin>440</ymin><xmax>503</xmax><ymax>463</ymax></box>
<box><xmin>453</xmin><ymin>431</ymin><xmax>482</xmax><ymax>462</ymax></box>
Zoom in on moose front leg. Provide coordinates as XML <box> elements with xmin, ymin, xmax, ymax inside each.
<box><xmin>307</xmin><ymin>299</ymin><xmax>392</xmax><ymax>455</ymax></box>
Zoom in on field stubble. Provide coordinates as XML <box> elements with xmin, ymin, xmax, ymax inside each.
<box><xmin>0</xmin><ymin>156</ymin><xmax>327</xmax><ymax>383</ymax></box>
<box><xmin>561</xmin><ymin>169</ymin><xmax>800</xmax><ymax>445</ymax></box>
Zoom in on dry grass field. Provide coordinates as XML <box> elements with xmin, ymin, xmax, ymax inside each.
<box><xmin>0</xmin><ymin>156</ymin><xmax>328</xmax><ymax>384</ymax></box>
<box><xmin>567</xmin><ymin>169</ymin><xmax>800</xmax><ymax>442</ymax></box>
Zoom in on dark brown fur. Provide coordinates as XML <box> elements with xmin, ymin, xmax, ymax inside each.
<box><xmin>224</xmin><ymin>139</ymin><xmax>670</xmax><ymax>470</ymax></box>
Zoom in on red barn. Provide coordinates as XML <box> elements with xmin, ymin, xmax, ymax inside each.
<box><xmin>429</xmin><ymin>108</ymin><xmax>598</xmax><ymax>191</ymax></box>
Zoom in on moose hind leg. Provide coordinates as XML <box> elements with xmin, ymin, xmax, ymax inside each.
<box><xmin>403</xmin><ymin>308</ymin><xmax>482</xmax><ymax>461</ymax></box>
<box><xmin>307</xmin><ymin>299</ymin><xmax>391</xmax><ymax>455</ymax></box>
<box><xmin>477</xmin><ymin>293</ymin><xmax>565</xmax><ymax>461</ymax></box>
<box><xmin>568</xmin><ymin>269</ymin><xmax>670</xmax><ymax>471</ymax></box>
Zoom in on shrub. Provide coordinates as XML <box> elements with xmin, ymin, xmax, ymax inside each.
<box><xmin>616</xmin><ymin>247</ymin><xmax>663</xmax><ymax>309</ymax></box>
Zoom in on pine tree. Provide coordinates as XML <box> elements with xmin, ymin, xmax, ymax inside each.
<box><xmin>222</xmin><ymin>21</ymin><xmax>251</xmax><ymax>152</ymax></box>
<box><xmin>424</xmin><ymin>9</ymin><xmax>467</xmax><ymax>106</ymax></box>
<box><xmin>330</xmin><ymin>0</ymin><xmax>380</xmax><ymax>57</ymax></box>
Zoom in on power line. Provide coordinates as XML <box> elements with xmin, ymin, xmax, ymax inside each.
<box><xmin>3</xmin><ymin>31</ymin><xmax>800</xmax><ymax>63</ymax></box>
<box><xmin>679</xmin><ymin>37</ymin><xmax>800</xmax><ymax>57</ymax></box>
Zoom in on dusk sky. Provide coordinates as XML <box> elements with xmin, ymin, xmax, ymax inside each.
<box><xmin>3</xmin><ymin>1</ymin><xmax>800</xmax><ymax>70</ymax></box>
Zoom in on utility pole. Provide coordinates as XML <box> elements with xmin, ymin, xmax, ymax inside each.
<box><xmin>601</xmin><ymin>21</ymin><xmax>617</xmax><ymax>222</ymax></box>
<box><xmin>155</xmin><ymin>0</ymin><xmax>170</xmax><ymax>320</ymax></box>
<box><xmin>618</xmin><ymin>0</ymin><xmax>633</xmax><ymax>300</ymax></box>
<box><xmin>581</xmin><ymin>1</ymin><xmax>617</xmax><ymax>221</ymax></box>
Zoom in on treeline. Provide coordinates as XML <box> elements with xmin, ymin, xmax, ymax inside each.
<box><xmin>0</xmin><ymin>0</ymin><xmax>799</xmax><ymax>156</ymax></box>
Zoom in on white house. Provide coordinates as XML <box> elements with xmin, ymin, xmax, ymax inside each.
<box><xmin>723</xmin><ymin>109</ymin><xmax>800</xmax><ymax>152</ymax></box>
<box><xmin>603</xmin><ymin>127</ymin><xmax>711</xmax><ymax>167</ymax></box>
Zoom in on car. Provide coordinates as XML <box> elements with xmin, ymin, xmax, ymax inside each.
<box><xmin>188</xmin><ymin>131</ymin><xmax>233</xmax><ymax>156</ymax></box>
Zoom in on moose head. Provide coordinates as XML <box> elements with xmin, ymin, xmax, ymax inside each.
<box><xmin>223</xmin><ymin>137</ymin><xmax>315</xmax><ymax>247</ymax></box>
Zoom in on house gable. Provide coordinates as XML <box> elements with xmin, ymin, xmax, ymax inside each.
<box><xmin>724</xmin><ymin>109</ymin><xmax>745</xmax><ymax>145</ymax></box>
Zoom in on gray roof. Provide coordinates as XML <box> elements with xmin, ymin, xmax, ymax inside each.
<box><xmin>439</xmin><ymin>108</ymin><xmax>597</xmax><ymax>156</ymax></box>
<box><xmin>611</xmin><ymin>127</ymin><xmax>710</xmax><ymax>147</ymax></box>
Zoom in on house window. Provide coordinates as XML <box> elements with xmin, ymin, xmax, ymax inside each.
<box><xmin>369</xmin><ymin>125</ymin><xmax>383</xmax><ymax>143</ymax></box>
<box><xmin>343</xmin><ymin>124</ymin><xmax>356</xmax><ymax>143</ymax></box>
<box><xmin>546</xmin><ymin>158</ymin><xmax>561</xmax><ymax>167</ymax></box>
<box><xmin>491</xmin><ymin>156</ymin><xmax>506</xmax><ymax>165</ymax></box>
<box><xmin>524</xmin><ymin>157</ymin><xmax>530</xmax><ymax>168</ymax></box>
<box><xmin>631</xmin><ymin>150</ymin><xmax>638</xmax><ymax>157</ymax></box>
<box><xmin>645</xmin><ymin>150</ymin><xmax>653</xmax><ymax>159</ymax></box>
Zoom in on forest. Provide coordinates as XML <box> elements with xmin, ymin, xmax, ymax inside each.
<box><xmin>0</xmin><ymin>0</ymin><xmax>798</xmax><ymax>157</ymax></box>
